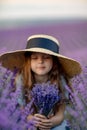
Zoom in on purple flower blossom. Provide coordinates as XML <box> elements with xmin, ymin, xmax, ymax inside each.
<box><xmin>65</xmin><ymin>66</ymin><xmax>87</xmax><ymax>130</ymax></box>
<box><xmin>31</xmin><ymin>82</ymin><xmax>61</xmax><ymax>116</ymax></box>
<box><xmin>0</xmin><ymin>65</ymin><xmax>33</xmax><ymax>129</ymax></box>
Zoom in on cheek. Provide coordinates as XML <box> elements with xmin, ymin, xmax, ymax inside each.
<box><xmin>31</xmin><ymin>62</ymin><xmax>35</xmax><ymax>71</ymax></box>
<box><xmin>47</xmin><ymin>60</ymin><xmax>53</xmax><ymax>70</ymax></box>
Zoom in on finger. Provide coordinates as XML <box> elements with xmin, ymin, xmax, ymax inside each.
<box><xmin>34</xmin><ymin>114</ymin><xmax>46</xmax><ymax>119</ymax></box>
<box><xmin>33</xmin><ymin>118</ymin><xmax>51</xmax><ymax>128</ymax></box>
<box><xmin>39</xmin><ymin>125</ymin><xmax>51</xmax><ymax>129</ymax></box>
<box><xmin>33</xmin><ymin>115</ymin><xmax>52</xmax><ymax>128</ymax></box>
<box><xmin>47</xmin><ymin>113</ymin><xmax>54</xmax><ymax>118</ymax></box>
<box><xmin>40</xmin><ymin>118</ymin><xmax>51</xmax><ymax>124</ymax></box>
<box><xmin>38</xmin><ymin>121</ymin><xmax>52</xmax><ymax>129</ymax></box>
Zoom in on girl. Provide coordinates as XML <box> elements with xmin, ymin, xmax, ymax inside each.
<box><xmin>0</xmin><ymin>34</ymin><xmax>82</xmax><ymax>130</ymax></box>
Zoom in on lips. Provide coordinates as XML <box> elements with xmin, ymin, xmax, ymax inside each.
<box><xmin>37</xmin><ymin>66</ymin><xmax>45</xmax><ymax>69</ymax></box>
<box><xmin>38</xmin><ymin>67</ymin><xmax>45</xmax><ymax>69</ymax></box>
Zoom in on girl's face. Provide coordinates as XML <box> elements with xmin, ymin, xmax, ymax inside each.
<box><xmin>30</xmin><ymin>52</ymin><xmax>53</xmax><ymax>76</ymax></box>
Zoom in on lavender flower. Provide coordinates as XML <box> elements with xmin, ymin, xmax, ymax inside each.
<box><xmin>31</xmin><ymin>82</ymin><xmax>61</xmax><ymax>116</ymax></box>
<box><xmin>0</xmin><ymin>65</ymin><xmax>33</xmax><ymax>130</ymax></box>
<box><xmin>65</xmin><ymin>66</ymin><xmax>87</xmax><ymax>130</ymax></box>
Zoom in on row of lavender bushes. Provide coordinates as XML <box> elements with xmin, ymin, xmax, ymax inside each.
<box><xmin>0</xmin><ymin>64</ymin><xmax>87</xmax><ymax>130</ymax></box>
<box><xmin>65</xmin><ymin>66</ymin><xmax>87</xmax><ymax>130</ymax></box>
<box><xmin>0</xmin><ymin>65</ymin><xmax>34</xmax><ymax>129</ymax></box>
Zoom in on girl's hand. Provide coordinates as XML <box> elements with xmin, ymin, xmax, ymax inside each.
<box><xmin>34</xmin><ymin>114</ymin><xmax>53</xmax><ymax>130</ymax></box>
<box><xmin>27</xmin><ymin>114</ymin><xmax>53</xmax><ymax>130</ymax></box>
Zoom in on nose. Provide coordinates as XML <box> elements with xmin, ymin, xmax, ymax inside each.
<box><xmin>38</xmin><ymin>57</ymin><xmax>44</xmax><ymax>63</ymax></box>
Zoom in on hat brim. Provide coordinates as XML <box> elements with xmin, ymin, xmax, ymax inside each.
<box><xmin>0</xmin><ymin>48</ymin><xmax>82</xmax><ymax>78</ymax></box>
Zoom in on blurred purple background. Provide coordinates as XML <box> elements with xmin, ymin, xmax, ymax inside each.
<box><xmin>0</xmin><ymin>20</ymin><xmax>87</xmax><ymax>66</ymax></box>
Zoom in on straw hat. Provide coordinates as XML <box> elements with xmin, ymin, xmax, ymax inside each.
<box><xmin>0</xmin><ymin>34</ymin><xmax>82</xmax><ymax>78</ymax></box>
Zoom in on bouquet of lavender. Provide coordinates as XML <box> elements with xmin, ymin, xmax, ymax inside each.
<box><xmin>31</xmin><ymin>82</ymin><xmax>61</xmax><ymax>117</ymax></box>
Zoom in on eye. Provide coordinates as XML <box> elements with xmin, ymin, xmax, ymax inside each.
<box><xmin>43</xmin><ymin>55</ymin><xmax>52</xmax><ymax>59</ymax></box>
<box><xmin>31</xmin><ymin>55</ymin><xmax>37</xmax><ymax>59</ymax></box>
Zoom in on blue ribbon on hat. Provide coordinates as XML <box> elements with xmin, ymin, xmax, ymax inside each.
<box><xmin>26</xmin><ymin>38</ymin><xmax>59</xmax><ymax>53</ymax></box>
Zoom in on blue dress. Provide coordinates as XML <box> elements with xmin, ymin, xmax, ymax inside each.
<box><xmin>51</xmin><ymin>120</ymin><xmax>70</xmax><ymax>130</ymax></box>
